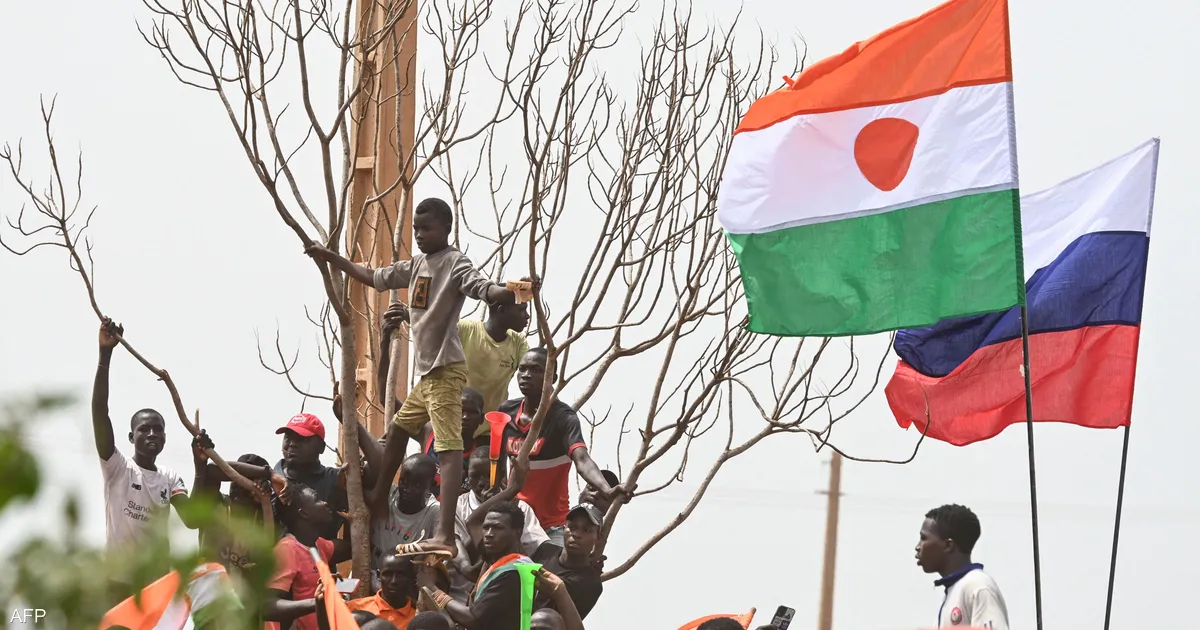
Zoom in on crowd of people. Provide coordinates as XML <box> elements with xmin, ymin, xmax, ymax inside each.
<box><xmin>92</xmin><ymin>197</ymin><xmax>1010</xmax><ymax>630</ymax></box>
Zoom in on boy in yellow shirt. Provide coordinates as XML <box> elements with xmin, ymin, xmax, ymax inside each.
<box><xmin>459</xmin><ymin>301</ymin><xmax>530</xmax><ymax>425</ymax></box>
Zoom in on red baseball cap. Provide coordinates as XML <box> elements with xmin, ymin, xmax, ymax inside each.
<box><xmin>276</xmin><ymin>413</ymin><xmax>326</xmax><ymax>440</ymax></box>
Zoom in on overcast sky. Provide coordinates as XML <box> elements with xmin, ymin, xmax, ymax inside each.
<box><xmin>1</xmin><ymin>0</ymin><xmax>1196</xmax><ymax>628</ymax></box>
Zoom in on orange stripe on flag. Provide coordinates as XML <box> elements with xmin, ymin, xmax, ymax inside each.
<box><xmin>312</xmin><ymin>548</ymin><xmax>359</xmax><ymax>630</ymax></box>
<box><xmin>736</xmin><ymin>0</ymin><xmax>1011</xmax><ymax>132</ymax></box>
<box><xmin>677</xmin><ymin>609</ymin><xmax>756</xmax><ymax>630</ymax></box>
<box><xmin>97</xmin><ymin>571</ymin><xmax>182</xmax><ymax>630</ymax></box>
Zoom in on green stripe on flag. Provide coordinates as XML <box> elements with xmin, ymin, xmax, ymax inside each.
<box><xmin>727</xmin><ymin>188</ymin><xmax>1023</xmax><ymax>336</ymax></box>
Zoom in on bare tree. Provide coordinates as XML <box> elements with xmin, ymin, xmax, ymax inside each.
<box><xmin>133</xmin><ymin>0</ymin><xmax>920</xmax><ymax>584</ymax></box>
<box><xmin>137</xmin><ymin>0</ymin><xmax>535</xmax><ymax>588</ymax></box>
<box><xmin>0</xmin><ymin>99</ymin><xmax>274</xmax><ymax>528</ymax></box>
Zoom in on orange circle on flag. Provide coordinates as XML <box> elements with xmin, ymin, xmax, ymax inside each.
<box><xmin>854</xmin><ymin>117</ymin><xmax>919</xmax><ymax>192</ymax></box>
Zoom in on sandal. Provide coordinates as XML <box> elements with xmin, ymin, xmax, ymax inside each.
<box><xmin>394</xmin><ymin>532</ymin><xmax>457</xmax><ymax>566</ymax></box>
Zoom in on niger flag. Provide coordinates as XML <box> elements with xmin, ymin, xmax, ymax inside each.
<box><xmin>717</xmin><ymin>0</ymin><xmax>1021</xmax><ymax>336</ymax></box>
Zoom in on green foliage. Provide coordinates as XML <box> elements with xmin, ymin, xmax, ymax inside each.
<box><xmin>0</xmin><ymin>394</ymin><xmax>70</xmax><ymax>512</ymax></box>
<box><xmin>0</xmin><ymin>394</ymin><xmax>278</xmax><ymax>630</ymax></box>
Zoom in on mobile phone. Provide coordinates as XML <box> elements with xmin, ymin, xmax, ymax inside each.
<box><xmin>770</xmin><ymin>605</ymin><xmax>795</xmax><ymax>630</ymax></box>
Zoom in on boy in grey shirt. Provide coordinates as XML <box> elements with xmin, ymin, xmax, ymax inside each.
<box><xmin>305</xmin><ymin>197</ymin><xmax>526</xmax><ymax>556</ymax></box>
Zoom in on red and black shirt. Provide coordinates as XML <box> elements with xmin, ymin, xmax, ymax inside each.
<box><xmin>497</xmin><ymin>398</ymin><xmax>587</xmax><ymax>528</ymax></box>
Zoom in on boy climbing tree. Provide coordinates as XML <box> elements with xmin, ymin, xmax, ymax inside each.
<box><xmin>305</xmin><ymin>197</ymin><xmax>533</xmax><ymax>559</ymax></box>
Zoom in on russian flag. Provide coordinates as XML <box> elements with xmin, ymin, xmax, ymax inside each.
<box><xmin>886</xmin><ymin>139</ymin><xmax>1160</xmax><ymax>446</ymax></box>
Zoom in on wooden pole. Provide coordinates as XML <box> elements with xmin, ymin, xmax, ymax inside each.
<box><xmin>345</xmin><ymin>0</ymin><xmax>417</xmax><ymax>441</ymax></box>
<box><xmin>817</xmin><ymin>452</ymin><xmax>842</xmax><ymax>630</ymax></box>
<box><xmin>338</xmin><ymin>0</ymin><xmax>416</xmax><ymax>582</ymax></box>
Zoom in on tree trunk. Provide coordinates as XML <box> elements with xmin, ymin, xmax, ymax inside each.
<box><xmin>337</xmin><ymin>315</ymin><xmax>373</xmax><ymax>596</ymax></box>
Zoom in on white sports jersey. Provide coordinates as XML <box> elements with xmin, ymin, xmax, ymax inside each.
<box><xmin>101</xmin><ymin>449</ymin><xmax>187</xmax><ymax>550</ymax></box>
<box><xmin>938</xmin><ymin>566</ymin><xmax>1009</xmax><ymax>630</ymax></box>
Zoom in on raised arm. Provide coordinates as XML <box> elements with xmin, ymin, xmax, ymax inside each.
<box><xmin>202</xmin><ymin>459</ymin><xmax>275</xmax><ymax>484</ymax></box>
<box><xmin>331</xmin><ymin>385</ymin><xmax>383</xmax><ymax>491</ymax></box>
<box><xmin>377</xmin><ymin>301</ymin><xmax>409</xmax><ymax>405</ymax></box>
<box><xmin>92</xmin><ymin>319</ymin><xmax>122</xmax><ymax>461</ymax></box>
<box><xmin>304</xmin><ymin>243</ymin><xmax>377</xmax><ymax>287</ymax></box>
<box><xmin>190</xmin><ymin>430</ymin><xmax>220</xmax><ymax>500</ymax></box>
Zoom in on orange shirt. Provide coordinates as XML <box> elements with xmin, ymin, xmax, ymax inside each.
<box><xmin>346</xmin><ymin>592</ymin><xmax>416</xmax><ymax>628</ymax></box>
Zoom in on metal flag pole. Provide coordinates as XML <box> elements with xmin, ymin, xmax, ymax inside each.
<box><xmin>1002</xmin><ymin>0</ymin><xmax>1044</xmax><ymax>624</ymax></box>
<box><xmin>1102</xmin><ymin>426</ymin><xmax>1132</xmax><ymax>630</ymax></box>
<box><xmin>1103</xmin><ymin>137</ymin><xmax>1159</xmax><ymax>630</ymax></box>
<box><xmin>1018</xmin><ymin>307</ymin><xmax>1045</xmax><ymax>630</ymax></box>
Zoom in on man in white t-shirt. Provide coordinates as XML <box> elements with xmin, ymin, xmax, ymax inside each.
<box><xmin>93</xmin><ymin>319</ymin><xmax>203</xmax><ymax>554</ymax></box>
<box><xmin>914</xmin><ymin>503</ymin><xmax>1010</xmax><ymax>630</ymax></box>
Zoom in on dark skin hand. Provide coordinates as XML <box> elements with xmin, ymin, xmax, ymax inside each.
<box><xmin>417</xmin><ymin>565</ymin><xmax>477</xmax><ymax>628</ymax></box>
<box><xmin>314</xmin><ymin>580</ymin><xmax>331</xmax><ymax>630</ymax></box>
<box><xmin>536</xmin><ymin>569</ymin><xmax>584</xmax><ymax>630</ymax></box>
<box><xmin>304</xmin><ymin>243</ymin><xmax>376</xmax><ymax>287</ymax></box>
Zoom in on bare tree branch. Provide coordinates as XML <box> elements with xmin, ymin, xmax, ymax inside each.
<box><xmin>0</xmin><ymin>98</ymin><xmax>274</xmax><ymax>528</ymax></box>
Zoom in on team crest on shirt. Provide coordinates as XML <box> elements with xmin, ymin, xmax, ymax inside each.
<box><xmin>950</xmin><ymin>607</ymin><xmax>963</xmax><ymax>625</ymax></box>
<box><xmin>159</xmin><ymin>488</ymin><xmax>169</xmax><ymax>504</ymax></box>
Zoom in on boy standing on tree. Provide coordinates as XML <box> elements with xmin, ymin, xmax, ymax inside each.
<box><xmin>305</xmin><ymin>197</ymin><xmax>529</xmax><ymax>556</ymax></box>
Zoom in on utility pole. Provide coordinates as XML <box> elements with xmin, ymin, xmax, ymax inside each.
<box><xmin>345</xmin><ymin>0</ymin><xmax>417</xmax><ymax>440</ymax></box>
<box><xmin>816</xmin><ymin>452</ymin><xmax>843</xmax><ymax>630</ymax></box>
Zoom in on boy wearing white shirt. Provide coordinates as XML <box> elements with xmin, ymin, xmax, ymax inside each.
<box><xmin>914</xmin><ymin>503</ymin><xmax>1010</xmax><ymax>630</ymax></box>
<box><xmin>92</xmin><ymin>319</ymin><xmax>204</xmax><ymax>555</ymax></box>
<box><xmin>454</xmin><ymin>447</ymin><xmax>549</xmax><ymax>556</ymax></box>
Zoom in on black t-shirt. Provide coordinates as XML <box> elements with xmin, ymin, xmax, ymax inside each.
<box><xmin>470</xmin><ymin>569</ymin><xmax>524</xmax><ymax>630</ymax></box>
<box><xmin>498</xmin><ymin>398</ymin><xmax>588</xmax><ymax>528</ymax></box>
<box><xmin>533</xmin><ymin>544</ymin><xmax>604</xmax><ymax>619</ymax></box>
<box><xmin>273</xmin><ymin>460</ymin><xmax>346</xmax><ymax>540</ymax></box>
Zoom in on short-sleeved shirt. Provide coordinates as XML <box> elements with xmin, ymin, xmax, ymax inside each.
<box><xmin>455</xmin><ymin>493</ymin><xmax>550</xmax><ymax>557</ymax></box>
<box><xmin>373</xmin><ymin>247</ymin><xmax>496</xmax><ymax>379</ymax></box>
<box><xmin>936</xmin><ymin>564</ymin><xmax>1010</xmax><ymax>629</ymax></box>
<box><xmin>272</xmin><ymin>460</ymin><xmax>346</xmax><ymax>541</ymax></box>
<box><xmin>346</xmin><ymin>591</ymin><xmax>416</xmax><ymax>627</ymax></box>
<box><xmin>459</xmin><ymin>318</ymin><xmax>528</xmax><ymax>414</ymax></box>
<box><xmin>534</xmin><ymin>545</ymin><xmax>604</xmax><ymax>619</ymax></box>
<box><xmin>371</xmin><ymin>488</ymin><xmax>440</xmax><ymax>569</ymax></box>
<box><xmin>265</xmin><ymin>535</ymin><xmax>334</xmax><ymax>630</ymax></box>
<box><xmin>498</xmin><ymin>398</ymin><xmax>588</xmax><ymax>528</ymax></box>
<box><xmin>101</xmin><ymin>450</ymin><xmax>187</xmax><ymax>550</ymax></box>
